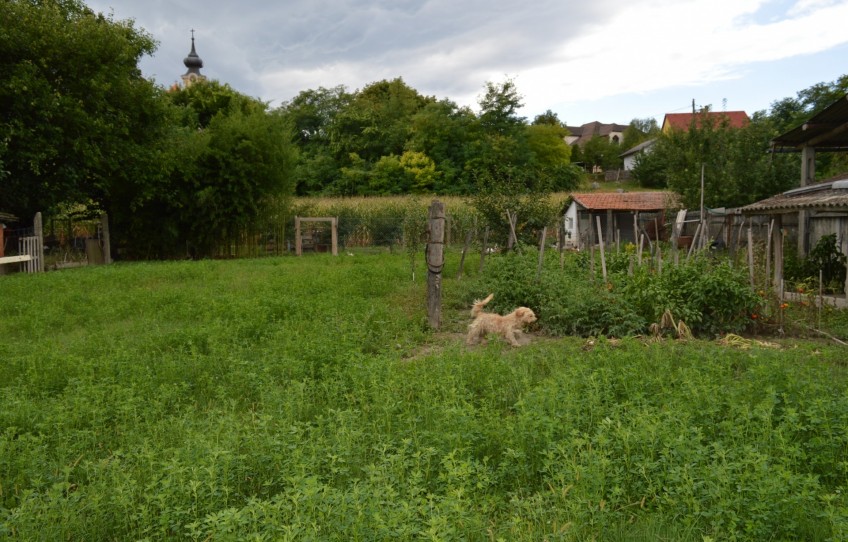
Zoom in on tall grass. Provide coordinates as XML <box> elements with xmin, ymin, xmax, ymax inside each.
<box><xmin>1</xmin><ymin>253</ymin><xmax>847</xmax><ymax>540</ymax></box>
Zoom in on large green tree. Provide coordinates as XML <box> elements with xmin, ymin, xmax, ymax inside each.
<box><xmin>633</xmin><ymin>111</ymin><xmax>796</xmax><ymax>208</ymax></box>
<box><xmin>117</xmin><ymin>83</ymin><xmax>297</xmax><ymax>258</ymax></box>
<box><xmin>406</xmin><ymin>99</ymin><xmax>480</xmax><ymax>194</ymax></box>
<box><xmin>277</xmin><ymin>85</ymin><xmax>352</xmax><ymax>195</ymax></box>
<box><xmin>0</xmin><ymin>0</ymin><xmax>167</xmax><ymax>218</ymax></box>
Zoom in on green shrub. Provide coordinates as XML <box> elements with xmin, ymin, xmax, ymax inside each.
<box><xmin>619</xmin><ymin>254</ymin><xmax>760</xmax><ymax>336</ymax></box>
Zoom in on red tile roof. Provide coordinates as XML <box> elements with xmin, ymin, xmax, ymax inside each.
<box><xmin>662</xmin><ymin>111</ymin><xmax>749</xmax><ymax>132</ymax></box>
<box><xmin>571</xmin><ymin>192</ymin><xmax>680</xmax><ymax>211</ymax></box>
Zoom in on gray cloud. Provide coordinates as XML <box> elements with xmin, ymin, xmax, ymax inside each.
<box><xmin>88</xmin><ymin>0</ymin><xmax>615</xmax><ymax>104</ymax></box>
<box><xmin>84</xmin><ymin>0</ymin><xmax>848</xmax><ymax>122</ymax></box>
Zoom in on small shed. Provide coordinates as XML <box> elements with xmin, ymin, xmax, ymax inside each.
<box><xmin>563</xmin><ymin>191</ymin><xmax>681</xmax><ymax>249</ymax></box>
<box><xmin>740</xmin><ymin>177</ymin><xmax>848</xmax><ymax>301</ymax></box>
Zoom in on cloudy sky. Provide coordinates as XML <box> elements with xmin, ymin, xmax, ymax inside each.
<box><xmin>85</xmin><ymin>0</ymin><xmax>848</xmax><ymax>126</ymax></box>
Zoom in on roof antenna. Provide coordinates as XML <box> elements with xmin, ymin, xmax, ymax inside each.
<box><xmin>722</xmin><ymin>98</ymin><xmax>727</xmax><ymax>112</ymax></box>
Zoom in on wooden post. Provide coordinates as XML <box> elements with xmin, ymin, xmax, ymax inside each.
<box><xmin>596</xmin><ymin>215</ymin><xmax>607</xmax><ymax>283</ymax></box>
<box><xmin>765</xmin><ymin>219</ymin><xmax>774</xmax><ymax>292</ymax></box>
<box><xmin>34</xmin><ymin>212</ymin><xmax>44</xmax><ymax>272</ymax></box>
<box><xmin>773</xmin><ymin>216</ymin><xmax>783</xmax><ymax>291</ymax></box>
<box><xmin>457</xmin><ymin>229</ymin><xmax>473</xmax><ymax>280</ymax></box>
<box><xmin>100</xmin><ymin>212</ymin><xmax>112</xmax><ymax>264</ymax></box>
<box><xmin>295</xmin><ymin>216</ymin><xmax>302</xmax><ymax>256</ymax></box>
<box><xmin>656</xmin><ymin>243</ymin><xmax>662</xmax><ymax>276</ymax></box>
<box><xmin>506</xmin><ymin>210</ymin><xmax>518</xmax><ymax>250</ymax></box>
<box><xmin>747</xmin><ymin>226</ymin><xmax>755</xmax><ymax>287</ymax></box>
<box><xmin>774</xmin><ymin>219</ymin><xmax>785</xmax><ymax>334</ymax></box>
<box><xmin>536</xmin><ymin>227</ymin><xmax>547</xmax><ymax>282</ymax></box>
<box><xmin>558</xmin><ymin>219</ymin><xmax>565</xmax><ymax>269</ymax></box>
<box><xmin>588</xmin><ymin>213</ymin><xmax>596</xmax><ymax>281</ymax></box>
<box><xmin>606</xmin><ymin>209</ymin><xmax>613</xmax><ymax>250</ymax></box>
<box><xmin>687</xmin><ymin>222</ymin><xmax>702</xmax><ymax>261</ymax></box>
<box><xmin>427</xmin><ymin>201</ymin><xmax>446</xmax><ymax>330</ymax></box>
<box><xmin>633</xmin><ymin>212</ymin><xmax>639</xmax><ymax>248</ymax></box>
<box><xmin>331</xmin><ymin>217</ymin><xmax>339</xmax><ymax>256</ymax></box>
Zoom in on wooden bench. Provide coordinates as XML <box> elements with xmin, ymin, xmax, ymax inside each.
<box><xmin>0</xmin><ymin>255</ymin><xmax>33</xmax><ymax>265</ymax></box>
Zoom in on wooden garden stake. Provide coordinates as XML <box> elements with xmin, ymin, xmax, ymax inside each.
<box><xmin>536</xmin><ymin>227</ymin><xmax>547</xmax><ymax>282</ymax></box>
<box><xmin>506</xmin><ymin>210</ymin><xmax>518</xmax><ymax>250</ymax></box>
<box><xmin>456</xmin><ymin>229</ymin><xmax>473</xmax><ymax>280</ymax></box>
<box><xmin>596</xmin><ymin>215</ymin><xmax>607</xmax><ymax>283</ymax></box>
<box><xmin>479</xmin><ymin>227</ymin><xmax>489</xmax><ymax>273</ymax></box>
<box><xmin>765</xmin><ymin>219</ymin><xmax>774</xmax><ymax>292</ymax></box>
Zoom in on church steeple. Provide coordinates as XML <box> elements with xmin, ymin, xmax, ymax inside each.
<box><xmin>181</xmin><ymin>30</ymin><xmax>206</xmax><ymax>87</ymax></box>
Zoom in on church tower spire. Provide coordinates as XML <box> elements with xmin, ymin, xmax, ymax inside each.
<box><xmin>181</xmin><ymin>30</ymin><xmax>206</xmax><ymax>87</ymax></box>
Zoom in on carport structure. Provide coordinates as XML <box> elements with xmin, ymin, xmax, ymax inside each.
<box><xmin>740</xmin><ymin>94</ymin><xmax>848</xmax><ymax>305</ymax></box>
<box><xmin>770</xmin><ymin>94</ymin><xmax>848</xmax><ymax>256</ymax></box>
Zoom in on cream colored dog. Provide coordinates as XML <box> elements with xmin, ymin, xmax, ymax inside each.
<box><xmin>466</xmin><ymin>293</ymin><xmax>537</xmax><ymax>347</ymax></box>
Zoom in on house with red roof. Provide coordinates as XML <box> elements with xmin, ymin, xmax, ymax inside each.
<box><xmin>661</xmin><ymin>111</ymin><xmax>749</xmax><ymax>133</ymax></box>
<box><xmin>562</xmin><ymin>191</ymin><xmax>681</xmax><ymax>249</ymax></box>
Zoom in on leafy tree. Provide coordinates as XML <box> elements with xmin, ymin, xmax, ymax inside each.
<box><xmin>469</xmin><ymin>165</ymin><xmax>558</xmax><ymax>247</ymax></box>
<box><xmin>118</xmin><ymin>84</ymin><xmax>297</xmax><ymax>258</ymax></box>
<box><xmin>621</xmin><ymin>117</ymin><xmax>659</xmax><ymax>150</ymax></box>
<box><xmin>633</xmin><ymin>112</ymin><xmax>796</xmax><ymax>208</ymax></box>
<box><xmin>581</xmin><ymin>136</ymin><xmax>623</xmax><ymax>172</ymax></box>
<box><xmin>526</xmin><ymin>123</ymin><xmax>571</xmax><ymax>165</ymax></box>
<box><xmin>0</xmin><ymin>0</ymin><xmax>166</xmax><ymax>218</ymax></box>
<box><xmin>331</xmin><ymin>78</ymin><xmax>432</xmax><ymax>163</ymax></box>
<box><xmin>478</xmin><ymin>78</ymin><xmax>526</xmax><ymax>137</ymax></box>
<box><xmin>526</xmin><ymin>123</ymin><xmax>581</xmax><ymax>191</ymax></box>
<box><xmin>279</xmin><ymin>86</ymin><xmax>351</xmax><ymax>194</ymax></box>
<box><xmin>406</xmin><ymin>99</ymin><xmax>479</xmax><ymax>193</ymax></box>
<box><xmin>532</xmin><ymin>109</ymin><xmax>566</xmax><ymax>127</ymax></box>
<box><xmin>167</xmin><ymin>79</ymin><xmax>267</xmax><ymax>128</ymax></box>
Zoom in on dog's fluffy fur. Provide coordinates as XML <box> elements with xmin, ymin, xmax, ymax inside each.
<box><xmin>466</xmin><ymin>293</ymin><xmax>536</xmax><ymax>347</ymax></box>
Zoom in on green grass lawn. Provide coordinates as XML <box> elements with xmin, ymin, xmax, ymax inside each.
<box><xmin>1</xmin><ymin>253</ymin><xmax>847</xmax><ymax>540</ymax></box>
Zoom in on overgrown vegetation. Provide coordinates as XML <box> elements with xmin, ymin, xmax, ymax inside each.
<box><xmin>2</xmin><ymin>253</ymin><xmax>846</xmax><ymax>540</ymax></box>
<box><xmin>785</xmin><ymin>233</ymin><xmax>848</xmax><ymax>294</ymax></box>
<box><xmin>466</xmin><ymin>247</ymin><xmax>760</xmax><ymax>338</ymax></box>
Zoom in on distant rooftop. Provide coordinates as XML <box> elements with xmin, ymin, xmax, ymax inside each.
<box><xmin>571</xmin><ymin>191</ymin><xmax>680</xmax><ymax>211</ymax></box>
<box><xmin>661</xmin><ymin>111</ymin><xmax>749</xmax><ymax>132</ymax></box>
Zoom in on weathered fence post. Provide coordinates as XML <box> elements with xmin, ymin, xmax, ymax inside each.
<box><xmin>427</xmin><ymin>201</ymin><xmax>446</xmax><ymax>330</ymax></box>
